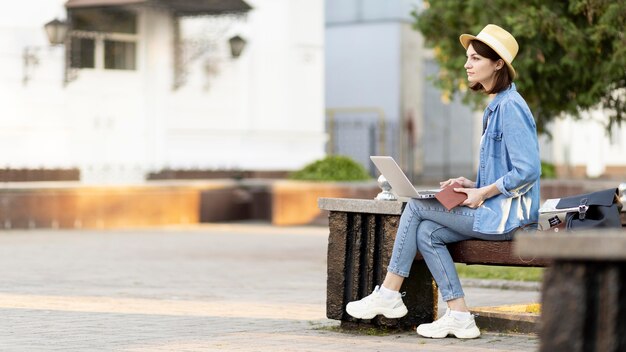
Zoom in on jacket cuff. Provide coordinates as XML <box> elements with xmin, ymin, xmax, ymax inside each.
<box><xmin>495</xmin><ymin>177</ymin><xmax>515</xmax><ymax>198</ymax></box>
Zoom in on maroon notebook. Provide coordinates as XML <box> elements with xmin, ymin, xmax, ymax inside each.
<box><xmin>435</xmin><ymin>182</ymin><xmax>468</xmax><ymax>211</ymax></box>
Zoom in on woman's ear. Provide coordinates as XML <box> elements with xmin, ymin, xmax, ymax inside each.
<box><xmin>496</xmin><ymin>59</ymin><xmax>505</xmax><ymax>71</ymax></box>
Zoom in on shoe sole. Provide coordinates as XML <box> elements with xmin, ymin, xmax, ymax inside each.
<box><xmin>416</xmin><ymin>326</ymin><xmax>481</xmax><ymax>339</ymax></box>
<box><xmin>346</xmin><ymin>305</ymin><xmax>408</xmax><ymax>320</ymax></box>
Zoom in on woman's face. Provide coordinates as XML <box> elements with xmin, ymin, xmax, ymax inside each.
<box><xmin>464</xmin><ymin>43</ymin><xmax>501</xmax><ymax>89</ymax></box>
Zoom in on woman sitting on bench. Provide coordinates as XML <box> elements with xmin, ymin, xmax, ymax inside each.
<box><xmin>346</xmin><ymin>24</ymin><xmax>541</xmax><ymax>339</ymax></box>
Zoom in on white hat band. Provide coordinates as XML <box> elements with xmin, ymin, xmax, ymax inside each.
<box><xmin>476</xmin><ymin>31</ymin><xmax>514</xmax><ymax>63</ymax></box>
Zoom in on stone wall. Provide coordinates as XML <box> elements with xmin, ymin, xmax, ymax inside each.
<box><xmin>0</xmin><ymin>180</ymin><xmax>379</xmax><ymax>229</ymax></box>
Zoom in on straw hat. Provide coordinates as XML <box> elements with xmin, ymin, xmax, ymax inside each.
<box><xmin>460</xmin><ymin>24</ymin><xmax>519</xmax><ymax>79</ymax></box>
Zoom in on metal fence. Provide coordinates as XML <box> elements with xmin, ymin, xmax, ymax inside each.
<box><xmin>326</xmin><ymin>107</ymin><xmax>400</xmax><ymax>177</ymax></box>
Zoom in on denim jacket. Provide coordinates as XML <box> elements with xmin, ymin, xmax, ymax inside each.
<box><xmin>474</xmin><ymin>83</ymin><xmax>541</xmax><ymax>234</ymax></box>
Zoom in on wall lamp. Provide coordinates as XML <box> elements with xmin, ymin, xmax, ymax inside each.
<box><xmin>44</xmin><ymin>19</ymin><xmax>69</xmax><ymax>45</ymax></box>
<box><xmin>175</xmin><ymin>32</ymin><xmax>248</xmax><ymax>90</ymax></box>
<box><xmin>22</xmin><ymin>18</ymin><xmax>68</xmax><ymax>85</ymax></box>
<box><xmin>228</xmin><ymin>35</ymin><xmax>246</xmax><ymax>58</ymax></box>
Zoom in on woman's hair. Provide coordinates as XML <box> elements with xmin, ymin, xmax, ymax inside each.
<box><xmin>468</xmin><ymin>40</ymin><xmax>512</xmax><ymax>94</ymax></box>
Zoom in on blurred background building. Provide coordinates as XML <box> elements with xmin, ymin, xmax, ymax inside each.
<box><xmin>1</xmin><ymin>0</ymin><xmax>625</xmax><ymax>184</ymax></box>
<box><xmin>2</xmin><ymin>0</ymin><xmax>325</xmax><ymax>184</ymax></box>
<box><xmin>324</xmin><ymin>0</ymin><xmax>626</xmax><ymax>182</ymax></box>
<box><xmin>325</xmin><ymin>0</ymin><xmax>476</xmax><ymax>182</ymax></box>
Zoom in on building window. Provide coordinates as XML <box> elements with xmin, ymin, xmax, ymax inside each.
<box><xmin>70</xmin><ymin>37</ymin><xmax>95</xmax><ymax>68</ymax></box>
<box><xmin>68</xmin><ymin>8</ymin><xmax>138</xmax><ymax>71</ymax></box>
<box><xmin>104</xmin><ymin>40</ymin><xmax>136</xmax><ymax>70</ymax></box>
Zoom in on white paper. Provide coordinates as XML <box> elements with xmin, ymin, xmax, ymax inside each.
<box><xmin>539</xmin><ymin>198</ymin><xmax>580</xmax><ymax>214</ymax></box>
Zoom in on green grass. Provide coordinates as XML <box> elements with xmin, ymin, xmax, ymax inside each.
<box><xmin>455</xmin><ymin>264</ymin><xmax>544</xmax><ymax>282</ymax></box>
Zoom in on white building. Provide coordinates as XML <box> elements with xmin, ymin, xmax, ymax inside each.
<box><xmin>1</xmin><ymin>0</ymin><xmax>325</xmax><ymax>183</ymax></box>
<box><xmin>544</xmin><ymin>111</ymin><xmax>626</xmax><ymax>179</ymax></box>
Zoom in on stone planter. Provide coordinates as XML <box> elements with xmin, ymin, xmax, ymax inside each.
<box><xmin>270</xmin><ymin>180</ymin><xmax>379</xmax><ymax>226</ymax></box>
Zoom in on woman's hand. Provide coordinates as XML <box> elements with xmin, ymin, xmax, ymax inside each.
<box><xmin>440</xmin><ymin>176</ymin><xmax>476</xmax><ymax>189</ymax></box>
<box><xmin>454</xmin><ymin>184</ymin><xmax>501</xmax><ymax>209</ymax></box>
<box><xmin>454</xmin><ymin>187</ymin><xmax>487</xmax><ymax>208</ymax></box>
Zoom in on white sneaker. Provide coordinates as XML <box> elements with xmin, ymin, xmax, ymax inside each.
<box><xmin>416</xmin><ymin>308</ymin><xmax>481</xmax><ymax>339</ymax></box>
<box><xmin>345</xmin><ymin>286</ymin><xmax>408</xmax><ymax>319</ymax></box>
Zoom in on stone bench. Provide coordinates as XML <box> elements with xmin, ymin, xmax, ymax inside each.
<box><xmin>318</xmin><ymin>198</ymin><xmax>626</xmax><ymax>336</ymax></box>
<box><xmin>318</xmin><ymin>197</ymin><xmax>550</xmax><ymax>330</ymax></box>
<box><xmin>516</xmin><ymin>231</ymin><xmax>626</xmax><ymax>351</ymax></box>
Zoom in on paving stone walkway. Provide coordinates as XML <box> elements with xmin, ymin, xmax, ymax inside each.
<box><xmin>0</xmin><ymin>224</ymin><xmax>540</xmax><ymax>351</ymax></box>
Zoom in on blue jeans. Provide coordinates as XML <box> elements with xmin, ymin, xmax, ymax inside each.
<box><xmin>387</xmin><ymin>198</ymin><xmax>514</xmax><ymax>301</ymax></box>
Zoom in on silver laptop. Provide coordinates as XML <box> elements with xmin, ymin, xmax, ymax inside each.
<box><xmin>370</xmin><ymin>156</ymin><xmax>439</xmax><ymax>199</ymax></box>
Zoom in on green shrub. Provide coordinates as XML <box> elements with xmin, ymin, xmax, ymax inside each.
<box><xmin>541</xmin><ymin>161</ymin><xmax>556</xmax><ymax>179</ymax></box>
<box><xmin>289</xmin><ymin>155</ymin><xmax>371</xmax><ymax>182</ymax></box>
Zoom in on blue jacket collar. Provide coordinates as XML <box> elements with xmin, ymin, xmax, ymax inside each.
<box><xmin>487</xmin><ymin>83</ymin><xmax>516</xmax><ymax>112</ymax></box>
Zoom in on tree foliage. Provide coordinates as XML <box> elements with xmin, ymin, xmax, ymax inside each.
<box><xmin>412</xmin><ymin>0</ymin><xmax>626</xmax><ymax>134</ymax></box>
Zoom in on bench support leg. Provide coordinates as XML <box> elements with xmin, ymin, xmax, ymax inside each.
<box><xmin>326</xmin><ymin>211</ymin><xmax>437</xmax><ymax>330</ymax></box>
<box><xmin>540</xmin><ymin>262</ymin><xmax>626</xmax><ymax>352</ymax></box>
